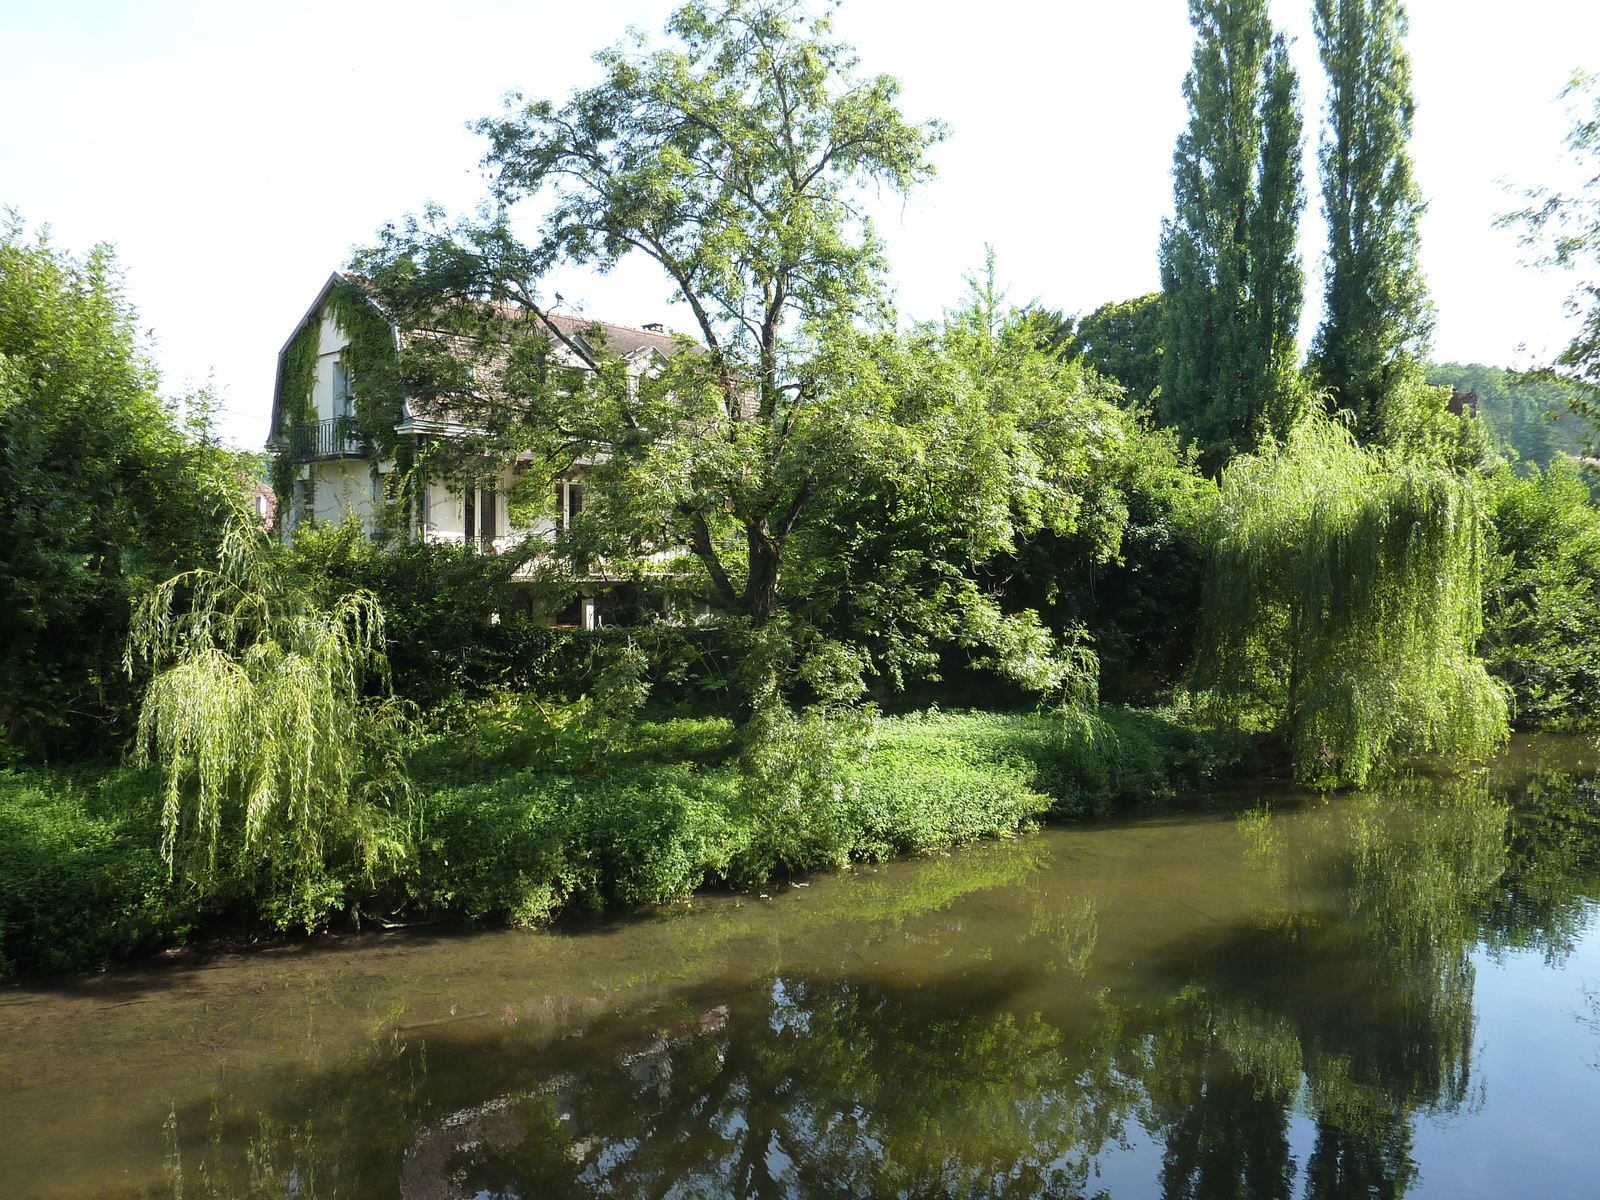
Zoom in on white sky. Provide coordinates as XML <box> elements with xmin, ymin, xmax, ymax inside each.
<box><xmin>2</xmin><ymin>0</ymin><xmax>1595</xmax><ymax>449</ymax></box>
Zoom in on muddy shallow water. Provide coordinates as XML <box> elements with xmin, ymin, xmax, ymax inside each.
<box><xmin>4</xmin><ymin>735</ymin><xmax>1600</xmax><ymax>1199</ymax></box>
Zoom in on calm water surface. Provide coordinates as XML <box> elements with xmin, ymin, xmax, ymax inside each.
<box><xmin>5</xmin><ymin>736</ymin><xmax>1600</xmax><ymax>1199</ymax></box>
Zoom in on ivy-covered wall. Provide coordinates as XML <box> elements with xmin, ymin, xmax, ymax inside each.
<box><xmin>269</xmin><ymin>278</ymin><xmax>413</xmax><ymax>535</ymax></box>
<box><xmin>269</xmin><ymin>317</ymin><xmax>322</xmax><ymax>528</ymax></box>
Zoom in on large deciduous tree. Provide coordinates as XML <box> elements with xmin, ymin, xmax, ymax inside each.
<box><xmin>1310</xmin><ymin>0</ymin><xmax>1433</xmax><ymax>435</ymax></box>
<box><xmin>1159</xmin><ymin>0</ymin><xmax>1306</xmax><ymax>472</ymax></box>
<box><xmin>0</xmin><ymin>213</ymin><xmax>235</xmax><ymax>757</ymax></box>
<box><xmin>353</xmin><ymin>1</ymin><xmax>1117</xmax><ymax>705</ymax></box>
<box><xmin>1067</xmin><ymin>293</ymin><xmax>1164</xmax><ymax>407</ymax></box>
<box><xmin>1192</xmin><ymin>412</ymin><xmax>1508</xmax><ymax>787</ymax></box>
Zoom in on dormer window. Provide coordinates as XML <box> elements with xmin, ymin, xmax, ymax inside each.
<box><xmin>332</xmin><ymin>362</ymin><xmax>354</xmax><ymax>418</ymax></box>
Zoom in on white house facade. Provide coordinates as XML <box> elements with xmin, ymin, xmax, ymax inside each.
<box><xmin>267</xmin><ymin>273</ymin><xmax>680</xmax><ymax>626</ymax></box>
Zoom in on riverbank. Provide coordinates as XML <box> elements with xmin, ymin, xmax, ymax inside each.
<box><xmin>0</xmin><ymin>705</ymin><xmax>1255</xmax><ymax>978</ymax></box>
<box><xmin>5</xmin><ymin>739</ymin><xmax>1600</xmax><ymax>1198</ymax></box>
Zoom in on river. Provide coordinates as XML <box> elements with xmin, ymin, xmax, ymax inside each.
<box><xmin>4</xmin><ymin>735</ymin><xmax>1600</xmax><ymax>1198</ymax></box>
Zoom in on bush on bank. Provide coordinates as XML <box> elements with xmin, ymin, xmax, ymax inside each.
<box><xmin>0</xmin><ymin>768</ymin><xmax>194</xmax><ymax>975</ymax></box>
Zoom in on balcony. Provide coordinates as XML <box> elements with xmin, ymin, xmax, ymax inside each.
<box><xmin>288</xmin><ymin>418</ymin><xmax>365</xmax><ymax>462</ymax></box>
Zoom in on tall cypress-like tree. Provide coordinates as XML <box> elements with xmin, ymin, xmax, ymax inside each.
<box><xmin>1311</xmin><ymin>0</ymin><xmax>1432</xmax><ymax>435</ymax></box>
<box><xmin>1160</xmin><ymin>0</ymin><xmax>1306</xmax><ymax>472</ymax></box>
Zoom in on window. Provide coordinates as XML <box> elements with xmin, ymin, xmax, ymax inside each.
<box><xmin>479</xmin><ymin>487</ymin><xmax>497</xmax><ymax>548</ymax></box>
<box><xmin>332</xmin><ymin>362</ymin><xmax>354</xmax><ymax>418</ymax></box>
<box><xmin>555</xmin><ymin>479</ymin><xmax>585</xmax><ymax>533</ymax></box>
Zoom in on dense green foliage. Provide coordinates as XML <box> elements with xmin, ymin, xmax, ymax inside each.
<box><xmin>0</xmin><ymin>767</ymin><xmax>190</xmax><ymax>975</ymax></box>
<box><xmin>1159</xmin><ymin>0</ymin><xmax>1306</xmax><ymax>469</ymax></box>
<box><xmin>282</xmin><ymin>522</ymin><xmax>536</xmax><ymax>706</ymax></box>
<box><xmin>407</xmin><ymin>702</ymin><xmax>1246</xmax><ymax>928</ymax></box>
<box><xmin>1063</xmin><ymin>292</ymin><xmax>1164</xmax><ymax>406</ymax></box>
<box><xmin>1480</xmin><ymin>460</ymin><xmax>1600</xmax><ymax>728</ymax></box>
<box><xmin>1000</xmin><ymin>418</ymin><xmax>1213</xmax><ymax>703</ymax></box>
<box><xmin>1311</xmin><ymin>0</ymin><xmax>1433</xmax><ymax>433</ymax></box>
<box><xmin>128</xmin><ymin>511</ymin><xmax>412</xmax><ymax>930</ymax></box>
<box><xmin>0</xmin><ymin>215</ymin><xmax>235</xmax><ymax>759</ymax></box>
<box><xmin>1194</xmin><ymin>413</ymin><xmax>1508</xmax><ymax>785</ymax></box>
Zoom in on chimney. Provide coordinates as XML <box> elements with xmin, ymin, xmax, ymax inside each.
<box><xmin>642</xmin><ymin>322</ymin><xmax>665</xmax><ymax>332</ymax></box>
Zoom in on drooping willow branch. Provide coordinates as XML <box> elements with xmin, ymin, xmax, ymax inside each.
<box><xmin>126</xmin><ymin>508</ymin><xmax>406</xmax><ymax>915</ymax></box>
<box><xmin>1192</xmin><ymin>412</ymin><xmax>1509</xmax><ymax>785</ymax></box>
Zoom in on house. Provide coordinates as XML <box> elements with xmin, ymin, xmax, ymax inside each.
<box><xmin>244</xmin><ymin>476</ymin><xmax>276</xmax><ymax>530</ymax></box>
<box><xmin>266</xmin><ymin>272</ymin><xmax>681</xmax><ymax>626</ymax></box>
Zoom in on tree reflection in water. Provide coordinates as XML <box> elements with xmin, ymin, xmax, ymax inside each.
<box><xmin>149</xmin><ymin>771</ymin><xmax>1600</xmax><ymax>1200</ymax></box>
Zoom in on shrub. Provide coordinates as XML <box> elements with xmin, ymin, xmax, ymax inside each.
<box><xmin>862</xmin><ymin>708</ymin><xmax>1251</xmax><ymax>821</ymax></box>
<box><xmin>1482</xmin><ymin>460</ymin><xmax>1600</xmax><ymax>728</ymax></box>
<box><xmin>415</xmin><ymin>766</ymin><xmax>744</xmax><ymax>923</ymax></box>
<box><xmin>0</xmin><ymin>767</ymin><xmax>192</xmax><ymax>974</ymax></box>
<box><xmin>853</xmin><ymin>715</ymin><xmax>1051</xmax><ymax>858</ymax></box>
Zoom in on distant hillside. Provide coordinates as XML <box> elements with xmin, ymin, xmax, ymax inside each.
<box><xmin>1426</xmin><ymin>362</ymin><xmax>1590</xmax><ymax>468</ymax></box>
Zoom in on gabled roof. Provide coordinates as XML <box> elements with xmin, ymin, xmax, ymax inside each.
<box><xmin>267</xmin><ymin>271</ymin><xmax>407</xmax><ymax>447</ymax></box>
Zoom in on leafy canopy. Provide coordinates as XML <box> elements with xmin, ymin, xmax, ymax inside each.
<box><xmin>1311</xmin><ymin>0</ymin><xmax>1434</xmax><ymax>432</ymax></box>
<box><xmin>1064</xmin><ymin>293</ymin><xmax>1164</xmax><ymax>409</ymax></box>
<box><xmin>1192</xmin><ymin>412</ymin><xmax>1508</xmax><ymax>786</ymax></box>
<box><xmin>127</xmin><ymin>509</ymin><xmax>409</xmax><ymax>929</ymax></box>
<box><xmin>1160</xmin><ymin>0</ymin><xmax>1307</xmax><ymax>471</ymax></box>
<box><xmin>0</xmin><ymin>213</ymin><xmax>235</xmax><ymax>758</ymax></box>
<box><xmin>353</xmin><ymin>1</ymin><xmax>1112</xmax><ymax>705</ymax></box>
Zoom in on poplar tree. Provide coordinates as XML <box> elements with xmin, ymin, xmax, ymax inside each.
<box><xmin>1159</xmin><ymin>0</ymin><xmax>1306</xmax><ymax>472</ymax></box>
<box><xmin>1311</xmin><ymin>0</ymin><xmax>1433</xmax><ymax>435</ymax></box>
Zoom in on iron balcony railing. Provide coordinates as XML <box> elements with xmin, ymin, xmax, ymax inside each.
<box><xmin>288</xmin><ymin>418</ymin><xmax>365</xmax><ymax>462</ymax></box>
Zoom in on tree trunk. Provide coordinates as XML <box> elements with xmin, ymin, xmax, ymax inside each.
<box><xmin>744</xmin><ymin>526</ymin><xmax>781</xmax><ymax>623</ymax></box>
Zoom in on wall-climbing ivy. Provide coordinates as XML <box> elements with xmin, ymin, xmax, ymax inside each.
<box><xmin>269</xmin><ymin>317</ymin><xmax>322</xmax><ymax>530</ymax></box>
<box><xmin>328</xmin><ymin>277</ymin><xmax>404</xmax><ymax>450</ymax></box>
<box><xmin>329</xmin><ymin>277</ymin><xmax>419</xmax><ymax>533</ymax></box>
<box><xmin>269</xmin><ymin>277</ymin><xmax>419</xmax><ymax>537</ymax></box>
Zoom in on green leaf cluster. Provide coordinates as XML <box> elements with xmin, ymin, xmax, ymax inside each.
<box><xmin>1193</xmin><ymin>411</ymin><xmax>1509</xmax><ymax>785</ymax></box>
<box><xmin>1480</xmin><ymin>459</ymin><xmax>1600</xmax><ymax>728</ymax></box>
<box><xmin>1062</xmin><ymin>292</ymin><xmax>1164</xmax><ymax>408</ymax></box>
<box><xmin>1159</xmin><ymin>0</ymin><xmax>1307</xmax><ymax>469</ymax></box>
<box><xmin>1311</xmin><ymin>0</ymin><xmax>1434</xmax><ymax>430</ymax></box>
<box><xmin>0</xmin><ymin>213</ymin><xmax>237</xmax><ymax>758</ymax></box>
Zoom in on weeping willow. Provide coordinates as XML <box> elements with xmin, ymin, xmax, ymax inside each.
<box><xmin>1193</xmin><ymin>413</ymin><xmax>1509</xmax><ymax>786</ymax></box>
<box><xmin>126</xmin><ymin>508</ymin><xmax>408</xmax><ymax>926</ymax></box>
